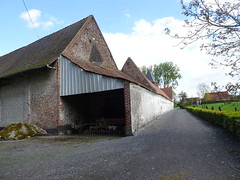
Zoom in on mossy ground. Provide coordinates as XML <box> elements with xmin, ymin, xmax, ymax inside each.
<box><xmin>162</xmin><ymin>172</ymin><xmax>187</xmax><ymax>180</ymax></box>
<box><xmin>32</xmin><ymin>136</ymin><xmax>122</xmax><ymax>143</ymax></box>
<box><xmin>0</xmin><ymin>123</ymin><xmax>47</xmax><ymax>140</ymax></box>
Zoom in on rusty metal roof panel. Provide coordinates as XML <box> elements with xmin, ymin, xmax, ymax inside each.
<box><xmin>60</xmin><ymin>56</ymin><xmax>124</xmax><ymax>96</ymax></box>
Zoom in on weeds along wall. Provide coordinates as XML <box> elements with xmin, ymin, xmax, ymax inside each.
<box><xmin>129</xmin><ymin>83</ymin><xmax>173</xmax><ymax>134</ymax></box>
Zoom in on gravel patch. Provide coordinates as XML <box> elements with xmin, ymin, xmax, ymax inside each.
<box><xmin>1</xmin><ymin>109</ymin><xmax>240</xmax><ymax>180</ymax></box>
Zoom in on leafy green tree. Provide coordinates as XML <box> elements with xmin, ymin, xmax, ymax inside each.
<box><xmin>178</xmin><ymin>91</ymin><xmax>188</xmax><ymax>104</ymax></box>
<box><xmin>141</xmin><ymin>62</ymin><xmax>181</xmax><ymax>89</ymax></box>
<box><xmin>153</xmin><ymin>62</ymin><xmax>181</xmax><ymax>89</ymax></box>
<box><xmin>140</xmin><ymin>65</ymin><xmax>151</xmax><ymax>76</ymax></box>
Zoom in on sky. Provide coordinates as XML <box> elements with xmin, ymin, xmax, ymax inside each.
<box><xmin>0</xmin><ymin>0</ymin><xmax>238</xmax><ymax>97</ymax></box>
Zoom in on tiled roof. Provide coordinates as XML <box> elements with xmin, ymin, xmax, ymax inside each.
<box><xmin>0</xmin><ymin>15</ymin><xmax>142</xmax><ymax>87</ymax></box>
<box><xmin>121</xmin><ymin>57</ymin><xmax>171</xmax><ymax>100</ymax></box>
<box><xmin>161</xmin><ymin>87</ymin><xmax>173</xmax><ymax>100</ymax></box>
<box><xmin>0</xmin><ymin>16</ymin><xmax>88</xmax><ymax>78</ymax></box>
<box><xmin>203</xmin><ymin>91</ymin><xmax>229</xmax><ymax>101</ymax></box>
<box><xmin>0</xmin><ymin>14</ymin><xmax>172</xmax><ymax>101</ymax></box>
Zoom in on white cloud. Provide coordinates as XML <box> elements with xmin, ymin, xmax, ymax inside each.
<box><xmin>20</xmin><ymin>9</ymin><xmax>60</xmax><ymax>29</ymax></box>
<box><xmin>103</xmin><ymin>17</ymin><xmax>238</xmax><ymax>97</ymax></box>
<box><xmin>20</xmin><ymin>9</ymin><xmax>42</xmax><ymax>28</ymax></box>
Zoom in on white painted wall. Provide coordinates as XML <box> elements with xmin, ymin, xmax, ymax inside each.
<box><xmin>129</xmin><ymin>83</ymin><xmax>173</xmax><ymax>134</ymax></box>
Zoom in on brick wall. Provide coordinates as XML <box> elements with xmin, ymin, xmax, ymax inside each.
<box><xmin>63</xmin><ymin>16</ymin><xmax>118</xmax><ymax>70</ymax></box>
<box><xmin>124</xmin><ymin>82</ymin><xmax>133</xmax><ymax>136</ymax></box>
<box><xmin>0</xmin><ymin>67</ymin><xmax>59</xmax><ymax>130</ymax></box>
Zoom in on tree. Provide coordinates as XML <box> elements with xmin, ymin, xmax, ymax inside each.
<box><xmin>196</xmin><ymin>83</ymin><xmax>210</xmax><ymax>98</ymax></box>
<box><xmin>178</xmin><ymin>91</ymin><xmax>188</xmax><ymax>104</ymax></box>
<box><xmin>140</xmin><ymin>65</ymin><xmax>151</xmax><ymax>76</ymax></box>
<box><xmin>165</xmin><ymin>0</ymin><xmax>240</xmax><ymax>77</ymax></box>
<box><xmin>141</xmin><ymin>62</ymin><xmax>182</xmax><ymax>89</ymax></box>
<box><xmin>211</xmin><ymin>81</ymin><xmax>240</xmax><ymax>101</ymax></box>
<box><xmin>225</xmin><ymin>82</ymin><xmax>240</xmax><ymax>100</ymax></box>
<box><xmin>211</xmin><ymin>82</ymin><xmax>224</xmax><ymax>92</ymax></box>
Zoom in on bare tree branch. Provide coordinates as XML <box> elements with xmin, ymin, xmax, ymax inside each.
<box><xmin>168</xmin><ymin>0</ymin><xmax>240</xmax><ymax>77</ymax></box>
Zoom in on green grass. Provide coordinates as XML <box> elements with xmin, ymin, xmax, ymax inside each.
<box><xmin>195</xmin><ymin>102</ymin><xmax>240</xmax><ymax>112</ymax></box>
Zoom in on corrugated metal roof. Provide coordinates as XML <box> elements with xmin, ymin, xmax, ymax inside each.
<box><xmin>62</xmin><ymin>54</ymin><xmax>138</xmax><ymax>84</ymax></box>
<box><xmin>60</xmin><ymin>56</ymin><xmax>124</xmax><ymax>96</ymax></box>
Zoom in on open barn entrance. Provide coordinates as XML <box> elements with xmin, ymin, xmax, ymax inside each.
<box><xmin>61</xmin><ymin>89</ymin><xmax>125</xmax><ymax>136</ymax></box>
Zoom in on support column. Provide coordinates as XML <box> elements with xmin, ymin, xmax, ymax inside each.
<box><xmin>56</xmin><ymin>59</ymin><xmax>64</xmax><ymax>135</ymax></box>
<box><xmin>124</xmin><ymin>82</ymin><xmax>133</xmax><ymax>136</ymax></box>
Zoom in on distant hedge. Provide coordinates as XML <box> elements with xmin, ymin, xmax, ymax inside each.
<box><xmin>186</xmin><ymin>106</ymin><xmax>240</xmax><ymax>139</ymax></box>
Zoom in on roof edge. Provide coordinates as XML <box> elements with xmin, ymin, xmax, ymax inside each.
<box><xmin>0</xmin><ymin>59</ymin><xmax>57</xmax><ymax>79</ymax></box>
<box><xmin>61</xmin><ymin>54</ymin><xmax>134</xmax><ymax>82</ymax></box>
<box><xmin>61</xmin><ymin>15</ymin><xmax>91</xmax><ymax>55</ymax></box>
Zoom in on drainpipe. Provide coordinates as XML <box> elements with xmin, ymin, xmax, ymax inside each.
<box><xmin>46</xmin><ymin>64</ymin><xmax>56</xmax><ymax>70</ymax></box>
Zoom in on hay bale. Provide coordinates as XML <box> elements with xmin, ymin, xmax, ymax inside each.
<box><xmin>0</xmin><ymin>123</ymin><xmax>47</xmax><ymax>140</ymax></box>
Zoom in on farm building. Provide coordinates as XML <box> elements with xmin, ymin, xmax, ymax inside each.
<box><xmin>186</xmin><ymin>97</ymin><xmax>201</xmax><ymax>105</ymax></box>
<box><xmin>203</xmin><ymin>91</ymin><xmax>229</xmax><ymax>102</ymax></box>
<box><xmin>0</xmin><ymin>15</ymin><xmax>173</xmax><ymax>136</ymax></box>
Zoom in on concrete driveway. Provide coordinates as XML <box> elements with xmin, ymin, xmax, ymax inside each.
<box><xmin>1</xmin><ymin>109</ymin><xmax>240</xmax><ymax>180</ymax></box>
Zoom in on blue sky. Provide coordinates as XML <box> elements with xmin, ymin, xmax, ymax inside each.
<box><xmin>0</xmin><ymin>0</ymin><xmax>237</xmax><ymax>97</ymax></box>
<box><xmin>0</xmin><ymin>0</ymin><xmax>184</xmax><ymax>53</ymax></box>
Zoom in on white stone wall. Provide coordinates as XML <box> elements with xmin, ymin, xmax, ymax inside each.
<box><xmin>129</xmin><ymin>83</ymin><xmax>173</xmax><ymax>134</ymax></box>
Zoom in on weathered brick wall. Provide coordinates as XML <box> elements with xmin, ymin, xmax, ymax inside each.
<box><xmin>0</xmin><ymin>76</ymin><xmax>29</xmax><ymax>126</ymax></box>
<box><xmin>0</xmin><ymin>67</ymin><xmax>59</xmax><ymax>129</ymax></box>
<box><xmin>29</xmin><ymin>68</ymin><xmax>59</xmax><ymax>129</ymax></box>
<box><xmin>63</xmin><ymin>16</ymin><xmax>117</xmax><ymax>70</ymax></box>
<box><xmin>124</xmin><ymin>83</ymin><xmax>133</xmax><ymax>136</ymax></box>
<box><xmin>59</xmin><ymin>96</ymin><xmax>89</xmax><ymax>132</ymax></box>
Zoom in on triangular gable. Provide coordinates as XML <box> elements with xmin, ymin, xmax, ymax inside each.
<box><xmin>62</xmin><ymin>15</ymin><xmax>118</xmax><ymax>70</ymax></box>
<box><xmin>121</xmin><ymin>57</ymin><xmax>170</xmax><ymax>100</ymax></box>
<box><xmin>0</xmin><ymin>14</ymin><xmax>141</xmax><ymax>87</ymax></box>
<box><xmin>161</xmin><ymin>87</ymin><xmax>173</xmax><ymax>100</ymax></box>
<box><xmin>122</xmin><ymin>57</ymin><xmax>154</xmax><ymax>91</ymax></box>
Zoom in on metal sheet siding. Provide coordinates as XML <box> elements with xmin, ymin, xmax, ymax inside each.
<box><xmin>60</xmin><ymin>57</ymin><xmax>124</xmax><ymax>96</ymax></box>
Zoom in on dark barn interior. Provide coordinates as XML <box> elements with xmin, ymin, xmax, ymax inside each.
<box><xmin>61</xmin><ymin>89</ymin><xmax>125</xmax><ymax>135</ymax></box>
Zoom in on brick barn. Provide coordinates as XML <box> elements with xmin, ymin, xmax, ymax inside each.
<box><xmin>0</xmin><ymin>15</ymin><xmax>173</xmax><ymax>136</ymax></box>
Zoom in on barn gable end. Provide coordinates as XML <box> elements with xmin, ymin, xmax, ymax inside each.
<box><xmin>0</xmin><ymin>15</ymin><xmax>173</xmax><ymax>135</ymax></box>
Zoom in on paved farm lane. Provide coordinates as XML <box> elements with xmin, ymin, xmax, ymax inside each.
<box><xmin>1</xmin><ymin>109</ymin><xmax>240</xmax><ymax>180</ymax></box>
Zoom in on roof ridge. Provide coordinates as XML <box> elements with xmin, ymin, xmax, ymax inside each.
<box><xmin>121</xmin><ymin>57</ymin><xmax>171</xmax><ymax>100</ymax></box>
<box><xmin>0</xmin><ymin>15</ymin><xmax>89</xmax><ymax>78</ymax></box>
<box><xmin>61</xmin><ymin>15</ymin><xmax>92</xmax><ymax>57</ymax></box>
<box><xmin>0</xmin><ymin>16</ymin><xmax>89</xmax><ymax>58</ymax></box>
